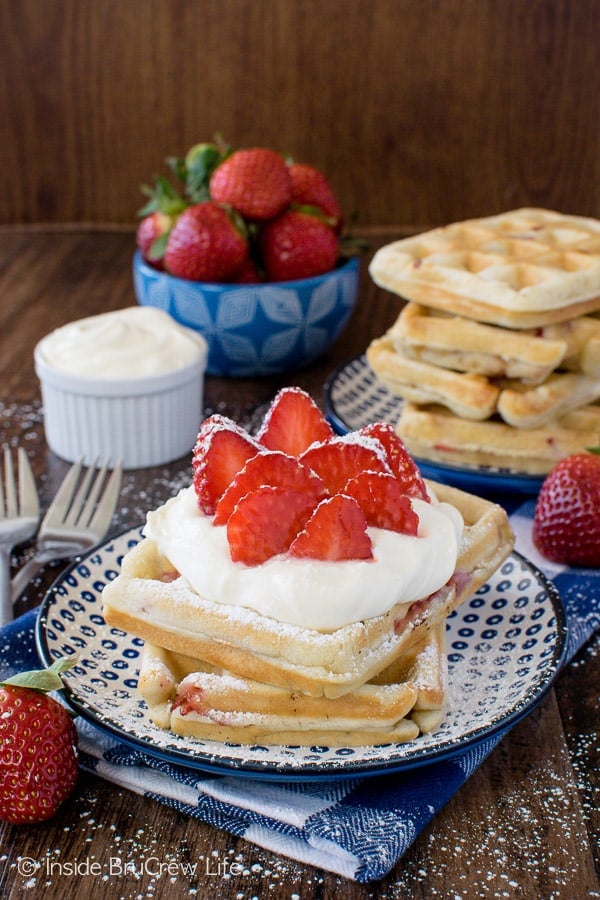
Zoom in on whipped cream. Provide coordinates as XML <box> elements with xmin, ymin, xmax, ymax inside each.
<box><xmin>36</xmin><ymin>307</ymin><xmax>205</xmax><ymax>379</ymax></box>
<box><xmin>143</xmin><ymin>485</ymin><xmax>463</xmax><ymax>632</ymax></box>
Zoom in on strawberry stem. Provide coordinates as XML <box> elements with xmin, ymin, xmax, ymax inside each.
<box><xmin>1</xmin><ymin>657</ymin><xmax>76</xmax><ymax>692</ymax></box>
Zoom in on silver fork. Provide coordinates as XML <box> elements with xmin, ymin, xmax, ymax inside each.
<box><xmin>11</xmin><ymin>459</ymin><xmax>123</xmax><ymax>604</ymax></box>
<box><xmin>0</xmin><ymin>447</ymin><xmax>40</xmax><ymax>625</ymax></box>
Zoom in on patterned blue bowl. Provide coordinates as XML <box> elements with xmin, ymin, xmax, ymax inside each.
<box><xmin>133</xmin><ymin>251</ymin><xmax>360</xmax><ymax>377</ymax></box>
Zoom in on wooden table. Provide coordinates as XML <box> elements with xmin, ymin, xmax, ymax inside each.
<box><xmin>0</xmin><ymin>229</ymin><xmax>598</xmax><ymax>899</ymax></box>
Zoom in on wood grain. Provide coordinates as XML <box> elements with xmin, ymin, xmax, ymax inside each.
<box><xmin>0</xmin><ymin>228</ymin><xmax>597</xmax><ymax>898</ymax></box>
<box><xmin>1</xmin><ymin>0</ymin><xmax>599</xmax><ymax>228</ymax></box>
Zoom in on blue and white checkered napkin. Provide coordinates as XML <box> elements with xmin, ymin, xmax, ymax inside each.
<box><xmin>1</xmin><ymin>501</ymin><xmax>598</xmax><ymax>883</ymax></box>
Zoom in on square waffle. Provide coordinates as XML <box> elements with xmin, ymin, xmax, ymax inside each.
<box><xmin>367</xmin><ymin>333</ymin><xmax>501</xmax><ymax>420</ymax></box>
<box><xmin>369</xmin><ymin>209</ymin><xmax>600</xmax><ymax>328</ymax></box>
<box><xmin>397</xmin><ymin>401</ymin><xmax>600</xmax><ymax>475</ymax></box>
<box><xmin>102</xmin><ymin>480</ymin><xmax>513</xmax><ymax>700</ymax></box>
<box><xmin>390</xmin><ymin>302</ymin><xmax>568</xmax><ymax>383</ymax></box>
<box><xmin>136</xmin><ymin>624</ymin><xmax>447</xmax><ymax>746</ymax></box>
<box><xmin>367</xmin><ymin>327</ymin><xmax>600</xmax><ymax>429</ymax></box>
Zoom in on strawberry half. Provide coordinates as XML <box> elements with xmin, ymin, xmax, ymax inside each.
<box><xmin>289</xmin><ymin>494</ymin><xmax>373</xmax><ymax>561</ymax></box>
<box><xmin>532</xmin><ymin>450</ymin><xmax>600</xmax><ymax>566</ymax></box>
<box><xmin>343</xmin><ymin>471</ymin><xmax>420</xmax><ymax>535</ymax></box>
<box><xmin>214</xmin><ymin>450</ymin><xmax>326</xmax><ymax>525</ymax></box>
<box><xmin>227</xmin><ymin>486</ymin><xmax>318</xmax><ymax>565</ymax></box>
<box><xmin>299</xmin><ymin>434</ymin><xmax>391</xmax><ymax>495</ymax></box>
<box><xmin>193</xmin><ymin>415</ymin><xmax>262</xmax><ymax>514</ymax></box>
<box><xmin>256</xmin><ymin>386</ymin><xmax>334</xmax><ymax>457</ymax></box>
<box><xmin>360</xmin><ymin>422</ymin><xmax>429</xmax><ymax>500</ymax></box>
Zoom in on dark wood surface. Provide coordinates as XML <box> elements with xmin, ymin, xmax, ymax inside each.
<box><xmin>2</xmin><ymin>0</ymin><xmax>600</xmax><ymax>229</ymax></box>
<box><xmin>0</xmin><ymin>229</ymin><xmax>598</xmax><ymax>899</ymax></box>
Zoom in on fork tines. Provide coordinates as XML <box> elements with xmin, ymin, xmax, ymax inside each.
<box><xmin>0</xmin><ymin>446</ymin><xmax>39</xmax><ymax>520</ymax></box>
<box><xmin>48</xmin><ymin>459</ymin><xmax>123</xmax><ymax>532</ymax></box>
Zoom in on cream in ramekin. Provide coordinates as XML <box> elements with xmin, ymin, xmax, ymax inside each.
<box><xmin>34</xmin><ymin>307</ymin><xmax>208</xmax><ymax>469</ymax></box>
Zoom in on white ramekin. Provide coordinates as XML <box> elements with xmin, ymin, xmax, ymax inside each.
<box><xmin>34</xmin><ymin>332</ymin><xmax>208</xmax><ymax>470</ymax></box>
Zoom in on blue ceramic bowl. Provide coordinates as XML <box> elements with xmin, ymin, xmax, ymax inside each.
<box><xmin>133</xmin><ymin>251</ymin><xmax>360</xmax><ymax>377</ymax></box>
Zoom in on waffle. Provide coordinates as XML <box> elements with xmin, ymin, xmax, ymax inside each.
<box><xmin>367</xmin><ymin>334</ymin><xmax>500</xmax><ymax>420</ymax></box>
<box><xmin>497</xmin><ymin>371</ymin><xmax>600</xmax><ymax>429</ymax></box>
<box><xmin>369</xmin><ymin>209</ymin><xmax>600</xmax><ymax>328</ymax></box>
<box><xmin>390</xmin><ymin>302</ymin><xmax>567</xmax><ymax>383</ymax></box>
<box><xmin>137</xmin><ymin>625</ymin><xmax>447</xmax><ymax>746</ymax></box>
<box><xmin>102</xmin><ymin>481</ymin><xmax>513</xmax><ymax>699</ymax></box>
<box><xmin>397</xmin><ymin>401</ymin><xmax>600</xmax><ymax>474</ymax></box>
<box><xmin>367</xmin><ymin>327</ymin><xmax>600</xmax><ymax>429</ymax></box>
<box><xmin>544</xmin><ymin>315</ymin><xmax>600</xmax><ymax>376</ymax></box>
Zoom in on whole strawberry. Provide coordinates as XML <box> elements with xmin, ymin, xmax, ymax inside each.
<box><xmin>532</xmin><ymin>450</ymin><xmax>600</xmax><ymax>567</ymax></box>
<box><xmin>0</xmin><ymin>659</ymin><xmax>78</xmax><ymax>824</ymax></box>
<box><xmin>288</xmin><ymin>162</ymin><xmax>343</xmax><ymax>233</ymax></box>
<box><xmin>164</xmin><ymin>201</ymin><xmax>247</xmax><ymax>282</ymax></box>
<box><xmin>136</xmin><ymin>211</ymin><xmax>173</xmax><ymax>269</ymax></box>
<box><xmin>259</xmin><ymin>209</ymin><xmax>340</xmax><ymax>281</ymax></box>
<box><xmin>209</xmin><ymin>148</ymin><xmax>292</xmax><ymax>221</ymax></box>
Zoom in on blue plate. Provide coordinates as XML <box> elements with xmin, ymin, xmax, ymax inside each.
<box><xmin>35</xmin><ymin>529</ymin><xmax>567</xmax><ymax>782</ymax></box>
<box><xmin>324</xmin><ymin>354</ymin><xmax>545</xmax><ymax>496</ymax></box>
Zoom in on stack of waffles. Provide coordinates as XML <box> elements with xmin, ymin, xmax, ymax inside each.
<box><xmin>368</xmin><ymin>209</ymin><xmax>600</xmax><ymax>474</ymax></box>
<box><xmin>102</xmin><ymin>479</ymin><xmax>513</xmax><ymax>747</ymax></box>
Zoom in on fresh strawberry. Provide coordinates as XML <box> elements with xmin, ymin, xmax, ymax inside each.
<box><xmin>532</xmin><ymin>450</ymin><xmax>600</xmax><ymax>566</ymax></box>
<box><xmin>193</xmin><ymin>415</ymin><xmax>262</xmax><ymax>514</ymax></box>
<box><xmin>136</xmin><ymin>173</ymin><xmax>188</xmax><ymax>268</ymax></box>
<box><xmin>214</xmin><ymin>450</ymin><xmax>326</xmax><ymax>525</ymax></box>
<box><xmin>164</xmin><ymin>201</ymin><xmax>247</xmax><ymax>282</ymax></box>
<box><xmin>289</xmin><ymin>494</ymin><xmax>373</xmax><ymax>561</ymax></box>
<box><xmin>136</xmin><ymin>212</ymin><xmax>173</xmax><ymax>269</ymax></box>
<box><xmin>258</xmin><ymin>209</ymin><xmax>340</xmax><ymax>281</ymax></box>
<box><xmin>182</xmin><ymin>140</ymin><xmax>229</xmax><ymax>203</ymax></box>
<box><xmin>360</xmin><ymin>422</ymin><xmax>429</xmax><ymax>500</ymax></box>
<box><xmin>288</xmin><ymin>162</ymin><xmax>343</xmax><ymax>233</ymax></box>
<box><xmin>0</xmin><ymin>660</ymin><xmax>78</xmax><ymax>824</ymax></box>
<box><xmin>299</xmin><ymin>434</ymin><xmax>390</xmax><ymax>495</ymax></box>
<box><xmin>232</xmin><ymin>255</ymin><xmax>264</xmax><ymax>283</ymax></box>
<box><xmin>256</xmin><ymin>387</ymin><xmax>334</xmax><ymax>456</ymax></box>
<box><xmin>209</xmin><ymin>148</ymin><xmax>292</xmax><ymax>222</ymax></box>
<box><xmin>343</xmin><ymin>471</ymin><xmax>420</xmax><ymax>535</ymax></box>
<box><xmin>227</xmin><ymin>486</ymin><xmax>318</xmax><ymax>565</ymax></box>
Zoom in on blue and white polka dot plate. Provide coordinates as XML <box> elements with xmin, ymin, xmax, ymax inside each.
<box><xmin>324</xmin><ymin>354</ymin><xmax>546</xmax><ymax>495</ymax></box>
<box><xmin>35</xmin><ymin>529</ymin><xmax>567</xmax><ymax>781</ymax></box>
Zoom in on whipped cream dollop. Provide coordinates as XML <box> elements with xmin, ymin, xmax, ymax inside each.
<box><xmin>36</xmin><ymin>307</ymin><xmax>205</xmax><ymax>379</ymax></box>
<box><xmin>143</xmin><ymin>485</ymin><xmax>463</xmax><ymax>632</ymax></box>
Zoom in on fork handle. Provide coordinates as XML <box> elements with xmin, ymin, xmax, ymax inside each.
<box><xmin>0</xmin><ymin>547</ymin><xmax>12</xmax><ymax>626</ymax></box>
<box><xmin>11</xmin><ymin>546</ymin><xmax>84</xmax><ymax>603</ymax></box>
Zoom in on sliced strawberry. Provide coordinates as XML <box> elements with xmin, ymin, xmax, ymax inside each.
<box><xmin>299</xmin><ymin>434</ymin><xmax>391</xmax><ymax>495</ymax></box>
<box><xmin>192</xmin><ymin>415</ymin><xmax>262</xmax><ymax>514</ymax></box>
<box><xmin>360</xmin><ymin>422</ymin><xmax>429</xmax><ymax>501</ymax></box>
<box><xmin>343</xmin><ymin>471</ymin><xmax>420</xmax><ymax>535</ymax></box>
<box><xmin>227</xmin><ymin>486</ymin><xmax>318</xmax><ymax>565</ymax></box>
<box><xmin>256</xmin><ymin>387</ymin><xmax>334</xmax><ymax>457</ymax></box>
<box><xmin>214</xmin><ymin>450</ymin><xmax>326</xmax><ymax>525</ymax></box>
<box><xmin>289</xmin><ymin>494</ymin><xmax>373</xmax><ymax>561</ymax></box>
